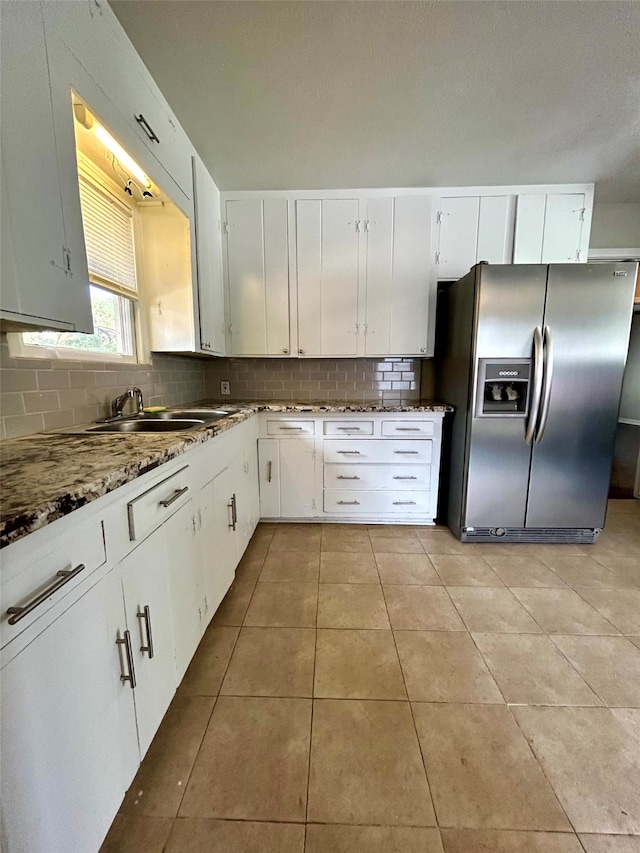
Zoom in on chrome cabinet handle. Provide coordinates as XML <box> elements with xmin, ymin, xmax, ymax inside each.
<box><xmin>337</xmin><ymin>427</ymin><xmax>361</xmax><ymax>431</ymax></box>
<box><xmin>116</xmin><ymin>630</ymin><xmax>136</xmax><ymax>689</ymax></box>
<box><xmin>137</xmin><ymin>605</ymin><xmax>154</xmax><ymax>659</ymax></box>
<box><xmin>337</xmin><ymin>500</ymin><xmax>360</xmax><ymax>505</ymax></box>
<box><xmin>135</xmin><ymin>113</ymin><xmax>159</xmax><ymax>143</ymax></box>
<box><xmin>159</xmin><ymin>486</ymin><xmax>189</xmax><ymax>507</ymax></box>
<box><xmin>394</xmin><ymin>427</ymin><xmax>421</xmax><ymax>432</ymax></box>
<box><xmin>393</xmin><ymin>476</ymin><xmax>417</xmax><ymax>480</ymax></box>
<box><xmin>525</xmin><ymin>325</ymin><xmax>544</xmax><ymax>446</ymax></box>
<box><xmin>280</xmin><ymin>426</ymin><xmax>304</xmax><ymax>431</ymax></box>
<box><xmin>337</xmin><ymin>450</ymin><xmax>361</xmax><ymax>455</ymax></box>
<box><xmin>394</xmin><ymin>450</ymin><xmax>419</xmax><ymax>455</ymax></box>
<box><xmin>337</xmin><ymin>475</ymin><xmax>360</xmax><ymax>480</ymax></box>
<box><xmin>228</xmin><ymin>494</ymin><xmax>237</xmax><ymax>530</ymax></box>
<box><xmin>393</xmin><ymin>501</ymin><xmax>416</xmax><ymax>505</ymax></box>
<box><xmin>267</xmin><ymin>460</ymin><xmax>273</xmax><ymax>483</ymax></box>
<box><xmin>535</xmin><ymin>325</ymin><xmax>554</xmax><ymax>445</ymax></box>
<box><xmin>6</xmin><ymin>563</ymin><xmax>86</xmax><ymax>625</ymax></box>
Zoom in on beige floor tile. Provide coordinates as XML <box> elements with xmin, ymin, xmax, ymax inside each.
<box><xmin>371</xmin><ymin>535</ymin><xmax>425</xmax><ymax>554</ymax></box>
<box><xmin>166</xmin><ymin>818</ymin><xmax>305</xmax><ymax>853</ymax></box>
<box><xmin>448</xmin><ymin>587</ymin><xmax>542</xmax><ymax>633</ymax></box>
<box><xmin>234</xmin><ymin>549</ymin><xmax>267</xmax><ymax>583</ymax></box>
<box><xmin>384</xmin><ymin>585</ymin><xmax>466</xmax><ymax>631</ymax></box>
<box><xmin>513</xmin><ymin>706</ymin><xmax>640</xmax><ymax>833</ymax></box>
<box><xmin>314</xmin><ymin>629</ymin><xmax>405</xmax><ymax>699</ymax></box>
<box><xmin>220</xmin><ymin>627</ymin><xmax>315</xmax><ymax>697</ymax></box>
<box><xmin>368</xmin><ymin>524</ymin><xmax>424</xmax><ymax>536</ymax></box>
<box><xmin>395</xmin><ymin>631</ymin><xmax>502</xmax><ymax>703</ymax></box>
<box><xmin>550</xmin><ymin>636</ymin><xmax>640</xmax><ymax>706</ymax></box>
<box><xmin>472</xmin><ymin>633</ymin><xmax>601</xmax><ymax>706</ymax></box>
<box><xmin>211</xmin><ymin>581</ymin><xmax>256</xmax><ymax>627</ymax></box>
<box><xmin>440</xmin><ymin>828</ymin><xmax>584</xmax><ymax>852</ymax></box>
<box><xmin>244</xmin><ymin>582</ymin><xmax>318</xmax><ymax>628</ymax></box>
<box><xmin>308</xmin><ymin>698</ymin><xmax>435</xmax><ymax>826</ymax></box>
<box><xmin>483</xmin><ymin>555</ymin><xmax>568</xmax><ymax>588</ymax></box>
<box><xmin>417</xmin><ymin>530</ymin><xmax>469</xmax><ymax>555</ymax></box>
<box><xmin>179</xmin><ymin>696</ymin><xmax>311</xmax><ymax>821</ymax></box>
<box><xmin>320</xmin><ymin>551</ymin><xmax>379</xmax><ymax>583</ymax></box>
<box><xmin>506</xmin><ymin>544</ymin><xmax>588</xmax><ymax>558</ymax></box>
<box><xmin>317</xmin><ymin>583</ymin><xmax>389</xmax><ymax>629</ymax></box>
<box><xmin>578</xmin><ymin>835</ymin><xmax>640</xmax><ymax>853</ymax></box>
<box><xmin>121</xmin><ymin>695</ymin><xmax>215</xmax><ymax>817</ymax></box>
<box><xmin>413</xmin><ymin>703</ymin><xmax>570</xmax><ymax>830</ymax></box>
<box><xmin>591</xmin><ymin>557</ymin><xmax>640</xmax><ymax>589</ymax></box>
<box><xmin>99</xmin><ymin>815</ymin><xmax>173</xmax><ymax>853</ymax></box>
<box><xmin>270</xmin><ymin>528</ymin><xmax>322</xmax><ymax>551</ymax></box>
<box><xmin>305</xmin><ymin>824</ymin><xmax>444</xmax><ymax>853</ymax></box>
<box><xmin>630</xmin><ymin>637</ymin><xmax>640</xmax><ymax>651</ymax></box>
<box><xmin>430</xmin><ymin>555</ymin><xmax>504</xmax><ymax>587</ymax></box>
<box><xmin>510</xmin><ymin>588</ymin><xmax>619</xmax><ymax>635</ymax></box>
<box><xmin>540</xmin><ymin>557</ymin><xmax>622</xmax><ymax>588</ymax></box>
<box><xmin>575</xmin><ymin>589</ymin><xmax>640</xmax><ymax>635</ymax></box>
<box><xmin>179</xmin><ymin>626</ymin><xmax>239</xmax><ymax>696</ymax></box>
<box><xmin>610</xmin><ymin>709</ymin><xmax>640</xmax><ymax>747</ymax></box>
<box><xmin>321</xmin><ymin>530</ymin><xmax>372</xmax><ymax>552</ymax></box>
<box><xmin>375</xmin><ymin>552</ymin><xmax>442</xmax><ymax>585</ymax></box>
<box><xmin>259</xmin><ymin>550</ymin><xmax>320</xmax><ymax>583</ymax></box>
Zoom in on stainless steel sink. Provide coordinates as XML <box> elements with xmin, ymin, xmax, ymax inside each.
<box><xmin>89</xmin><ymin>419</ymin><xmax>205</xmax><ymax>433</ymax></box>
<box><xmin>141</xmin><ymin>409</ymin><xmax>231</xmax><ymax>421</ymax></box>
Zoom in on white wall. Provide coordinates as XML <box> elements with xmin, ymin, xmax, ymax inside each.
<box><xmin>590</xmin><ymin>203</ymin><xmax>640</xmax><ymax>249</ymax></box>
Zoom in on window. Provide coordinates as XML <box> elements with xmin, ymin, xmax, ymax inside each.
<box><xmin>20</xmin><ymin>167</ymin><xmax>141</xmax><ymax>361</ymax></box>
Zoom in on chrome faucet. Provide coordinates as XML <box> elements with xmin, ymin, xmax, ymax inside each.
<box><xmin>110</xmin><ymin>387</ymin><xmax>144</xmax><ymax>419</ymax></box>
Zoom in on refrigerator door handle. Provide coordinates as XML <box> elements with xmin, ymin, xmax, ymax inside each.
<box><xmin>525</xmin><ymin>326</ymin><xmax>544</xmax><ymax>446</ymax></box>
<box><xmin>534</xmin><ymin>325</ymin><xmax>554</xmax><ymax>444</ymax></box>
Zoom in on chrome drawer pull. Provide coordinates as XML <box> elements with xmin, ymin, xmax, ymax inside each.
<box><xmin>337</xmin><ymin>427</ymin><xmax>361</xmax><ymax>431</ymax></box>
<box><xmin>228</xmin><ymin>494</ymin><xmax>237</xmax><ymax>530</ymax></box>
<box><xmin>6</xmin><ymin>563</ymin><xmax>86</xmax><ymax>625</ymax></box>
<box><xmin>116</xmin><ymin>630</ymin><xmax>136</xmax><ymax>689</ymax></box>
<box><xmin>393</xmin><ymin>476</ymin><xmax>417</xmax><ymax>480</ymax></box>
<box><xmin>280</xmin><ymin>426</ymin><xmax>304</xmax><ymax>430</ymax></box>
<box><xmin>394</xmin><ymin>451</ymin><xmax>419</xmax><ymax>455</ymax></box>
<box><xmin>137</xmin><ymin>605</ymin><xmax>154</xmax><ymax>659</ymax></box>
<box><xmin>337</xmin><ymin>475</ymin><xmax>360</xmax><ymax>480</ymax></box>
<box><xmin>337</xmin><ymin>450</ymin><xmax>361</xmax><ymax>455</ymax></box>
<box><xmin>159</xmin><ymin>485</ymin><xmax>189</xmax><ymax>507</ymax></box>
<box><xmin>267</xmin><ymin>460</ymin><xmax>273</xmax><ymax>483</ymax></box>
<box><xmin>395</xmin><ymin>427</ymin><xmax>421</xmax><ymax>431</ymax></box>
<box><xmin>337</xmin><ymin>500</ymin><xmax>360</xmax><ymax>505</ymax></box>
<box><xmin>393</xmin><ymin>501</ymin><xmax>416</xmax><ymax>505</ymax></box>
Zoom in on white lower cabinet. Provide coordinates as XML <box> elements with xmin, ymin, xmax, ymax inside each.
<box><xmin>258</xmin><ymin>436</ymin><xmax>318</xmax><ymax>518</ymax></box>
<box><xmin>1</xmin><ymin>568</ymin><xmax>138</xmax><ymax>853</ymax></box>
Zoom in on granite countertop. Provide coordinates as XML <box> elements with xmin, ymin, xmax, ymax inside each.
<box><xmin>0</xmin><ymin>400</ymin><xmax>452</xmax><ymax>548</ymax></box>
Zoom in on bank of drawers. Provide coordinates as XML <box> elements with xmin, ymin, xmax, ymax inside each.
<box><xmin>324</xmin><ymin>489</ymin><xmax>430</xmax><ymax>514</ymax></box>
<box><xmin>324</xmin><ymin>464</ymin><xmax>430</xmax><ymax>491</ymax></box>
<box><xmin>324</xmin><ymin>439</ymin><xmax>432</xmax><ymax>465</ymax></box>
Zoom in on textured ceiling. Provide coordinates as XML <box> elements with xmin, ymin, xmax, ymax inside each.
<box><xmin>110</xmin><ymin>1</ymin><xmax>640</xmax><ymax>201</ymax></box>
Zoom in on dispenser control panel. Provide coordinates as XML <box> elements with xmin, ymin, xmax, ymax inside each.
<box><xmin>475</xmin><ymin>359</ymin><xmax>531</xmax><ymax>417</ymax></box>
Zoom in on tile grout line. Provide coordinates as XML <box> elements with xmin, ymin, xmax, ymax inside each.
<box><xmin>304</xmin><ymin>533</ymin><xmax>322</xmax><ymax>835</ymax></box>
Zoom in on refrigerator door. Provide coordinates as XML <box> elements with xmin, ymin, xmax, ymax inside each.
<box><xmin>464</xmin><ymin>265</ymin><xmax>547</xmax><ymax>528</ymax></box>
<box><xmin>526</xmin><ymin>263</ymin><xmax>636</xmax><ymax>528</ymax></box>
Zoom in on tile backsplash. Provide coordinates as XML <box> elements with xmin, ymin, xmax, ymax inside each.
<box><xmin>0</xmin><ymin>334</ymin><xmax>206</xmax><ymax>439</ymax></box>
<box><xmin>204</xmin><ymin>357</ymin><xmax>435</xmax><ymax>405</ymax></box>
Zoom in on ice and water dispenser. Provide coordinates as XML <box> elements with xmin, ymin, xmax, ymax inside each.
<box><xmin>475</xmin><ymin>359</ymin><xmax>531</xmax><ymax>417</ymax></box>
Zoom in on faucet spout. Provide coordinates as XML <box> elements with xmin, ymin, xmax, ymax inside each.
<box><xmin>110</xmin><ymin>387</ymin><xmax>144</xmax><ymax>419</ymax></box>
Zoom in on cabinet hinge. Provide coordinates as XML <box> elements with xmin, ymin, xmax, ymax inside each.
<box><xmin>364</xmin><ymin>220</ymin><xmax>370</xmax><ymax>232</ymax></box>
<box><xmin>435</xmin><ymin>251</ymin><xmax>441</xmax><ymax>265</ymax></box>
<box><xmin>311</xmin><ymin>498</ymin><xmax>317</xmax><ymax>510</ymax></box>
<box><xmin>355</xmin><ymin>220</ymin><xmax>362</xmax><ymax>233</ymax></box>
<box><xmin>436</xmin><ymin>211</ymin><xmax>444</xmax><ymax>224</ymax></box>
<box><xmin>63</xmin><ymin>247</ymin><xmax>72</xmax><ymax>276</ymax></box>
<box><xmin>579</xmin><ymin>208</ymin><xmax>586</xmax><ymax>221</ymax></box>
<box><xmin>223</xmin><ymin>221</ymin><xmax>229</xmax><ymax>233</ymax></box>
<box><xmin>575</xmin><ymin>249</ymin><xmax>581</xmax><ymax>262</ymax></box>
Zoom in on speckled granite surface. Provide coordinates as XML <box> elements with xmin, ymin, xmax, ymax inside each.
<box><xmin>0</xmin><ymin>400</ymin><xmax>451</xmax><ymax>548</ymax></box>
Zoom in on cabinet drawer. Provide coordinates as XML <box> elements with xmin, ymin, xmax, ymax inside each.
<box><xmin>381</xmin><ymin>420</ymin><xmax>434</xmax><ymax>437</ymax></box>
<box><xmin>324</xmin><ymin>490</ymin><xmax>430</xmax><ymax>515</ymax></box>
<box><xmin>266</xmin><ymin>419</ymin><xmax>315</xmax><ymax>436</ymax></box>
<box><xmin>324</xmin><ymin>464</ymin><xmax>430</xmax><ymax>491</ymax></box>
<box><xmin>1</xmin><ymin>518</ymin><xmax>106</xmax><ymax>650</ymax></box>
<box><xmin>324</xmin><ymin>439</ymin><xmax>432</xmax><ymax>464</ymax></box>
<box><xmin>323</xmin><ymin>420</ymin><xmax>374</xmax><ymax>436</ymax></box>
<box><xmin>127</xmin><ymin>465</ymin><xmax>191</xmax><ymax>541</ymax></box>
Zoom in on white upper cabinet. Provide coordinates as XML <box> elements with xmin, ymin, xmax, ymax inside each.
<box><xmin>193</xmin><ymin>155</ymin><xmax>226</xmax><ymax>355</ymax></box>
<box><xmin>365</xmin><ymin>196</ymin><xmax>432</xmax><ymax>356</ymax></box>
<box><xmin>0</xmin><ymin>1</ymin><xmax>92</xmax><ymax>332</ymax></box>
<box><xmin>226</xmin><ymin>199</ymin><xmax>290</xmax><ymax>356</ymax></box>
<box><xmin>476</xmin><ymin>196</ymin><xmax>515</xmax><ymax>264</ymax></box>
<box><xmin>513</xmin><ymin>192</ymin><xmax>587</xmax><ymax>263</ymax></box>
<box><xmin>296</xmin><ymin>198</ymin><xmax>360</xmax><ymax>357</ymax></box>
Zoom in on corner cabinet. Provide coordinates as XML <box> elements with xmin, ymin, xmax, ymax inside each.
<box><xmin>513</xmin><ymin>192</ymin><xmax>590</xmax><ymax>263</ymax></box>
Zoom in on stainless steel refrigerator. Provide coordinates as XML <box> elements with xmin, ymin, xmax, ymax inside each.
<box><xmin>435</xmin><ymin>262</ymin><xmax>637</xmax><ymax>543</ymax></box>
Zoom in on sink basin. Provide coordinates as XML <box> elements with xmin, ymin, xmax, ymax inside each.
<box><xmin>143</xmin><ymin>409</ymin><xmax>231</xmax><ymax>421</ymax></box>
<box><xmin>89</xmin><ymin>419</ymin><xmax>205</xmax><ymax>433</ymax></box>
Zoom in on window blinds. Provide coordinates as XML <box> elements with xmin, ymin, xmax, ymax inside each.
<box><xmin>78</xmin><ymin>175</ymin><xmax>137</xmax><ymax>292</ymax></box>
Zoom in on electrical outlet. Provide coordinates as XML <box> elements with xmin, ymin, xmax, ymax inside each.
<box><xmin>220</xmin><ymin>380</ymin><xmax>231</xmax><ymax>396</ymax></box>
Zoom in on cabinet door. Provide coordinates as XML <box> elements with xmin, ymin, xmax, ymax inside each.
<box><xmin>258</xmin><ymin>438</ymin><xmax>281</xmax><ymax>518</ymax></box>
<box><xmin>164</xmin><ymin>500</ymin><xmax>201</xmax><ymax>683</ymax></box>
<box><xmin>477</xmin><ymin>196</ymin><xmax>514</xmax><ymax>264</ymax></box>
<box><xmin>280</xmin><ymin>438</ymin><xmax>317</xmax><ymax>518</ymax></box>
<box><xmin>0</xmin><ymin>2</ymin><xmax>92</xmax><ymax>331</ymax></box>
<box><xmin>237</xmin><ymin>445</ymin><xmax>260</xmax><ymax>551</ymax></box>
<box><xmin>193</xmin><ymin>155</ymin><xmax>226</xmax><ymax>355</ymax></box>
<box><xmin>1</xmin><ymin>569</ymin><xmax>138</xmax><ymax>853</ymax></box>
<box><xmin>541</xmin><ymin>193</ymin><xmax>585</xmax><ymax>263</ymax></box>
<box><xmin>297</xmin><ymin>199</ymin><xmax>360</xmax><ymax>356</ymax></box>
<box><xmin>435</xmin><ymin>197</ymin><xmax>479</xmax><ymax>280</ymax></box>
<box><xmin>199</xmin><ymin>463</ymin><xmax>240</xmax><ymax>622</ymax></box>
<box><xmin>120</xmin><ymin>531</ymin><xmax>176</xmax><ymax>757</ymax></box>
<box><xmin>226</xmin><ymin>199</ymin><xmax>290</xmax><ymax>355</ymax></box>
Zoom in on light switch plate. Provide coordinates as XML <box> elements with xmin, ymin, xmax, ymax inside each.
<box><xmin>220</xmin><ymin>380</ymin><xmax>231</xmax><ymax>395</ymax></box>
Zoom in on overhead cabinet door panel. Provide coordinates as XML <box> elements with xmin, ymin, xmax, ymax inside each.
<box><xmin>436</xmin><ymin>197</ymin><xmax>479</xmax><ymax>280</ymax></box>
<box><xmin>297</xmin><ymin>199</ymin><xmax>360</xmax><ymax>356</ymax></box>
<box><xmin>541</xmin><ymin>193</ymin><xmax>584</xmax><ymax>263</ymax></box>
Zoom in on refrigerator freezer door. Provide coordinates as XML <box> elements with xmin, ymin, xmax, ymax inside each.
<box><xmin>465</xmin><ymin>265</ymin><xmax>547</xmax><ymax>528</ymax></box>
<box><xmin>526</xmin><ymin>263</ymin><xmax>636</xmax><ymax>528</ymax></box>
